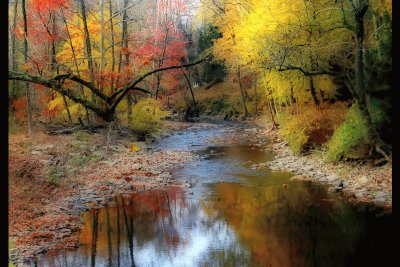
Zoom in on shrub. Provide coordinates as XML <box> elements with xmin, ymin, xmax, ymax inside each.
<box><xmin>326</xmin><ymin>104</ymin><xmax>369</xmax><ymax>162</ymax></box>
<box><xmin>278</xmin><ymin>103</ymin><xmax>347</xmax><ymax>155</ymax></box>
<box><xmin>74</xmin><ymin>130</ymin><xmax>90</xmax><ymax>142</ymax></box>
<box><xmin>131</xmin><ymin>98</ymin><xmax>169</xmax><ymax>133</ymax></box>
<box><xmin>47</xmin><ymin>166</ymin><xmax>63</xmax><ymax>186</ymax></box>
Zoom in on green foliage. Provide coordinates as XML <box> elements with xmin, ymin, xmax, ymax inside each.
<box><xmin>8</xmin><ymin>240</ymin><xmax>15</xmax><ymax>267</ymax></box>
<box><xmin>130</xmin><ymin>98</ymin><xmax>168</xmax><ymax>133</ymax></box>
<box><xmin>326</xmin><ymin>104</ymin><xmax>369</xmax><ymax>162</ymax></box>
<box><xmin>48</xmin><ymin>166</ymin><xmax>63</xmax><ymax>186</ymax></box>
<box><xmin>278</xmin><ymin>103</ymin><xmax>347</xmax><ymax>155</ymax></box>
<box><xmin>198</xmin><ymin>24</ymin><xmax>226</xmax><ymax>83</ymax></box>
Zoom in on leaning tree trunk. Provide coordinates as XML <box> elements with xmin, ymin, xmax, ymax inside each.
<box><xmin>182</xmin><ymin>68</ymin><xmax>198</xmax><ymax>116</ymax></box>
<box><xmin>22</xmin><ymin>0</ymin><xmax>33</xmax><ymax>136</ymax></box>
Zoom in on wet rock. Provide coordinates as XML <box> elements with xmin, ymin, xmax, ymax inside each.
<box><xmin>373</xmin><ymin>198</ymin><xmax>386</xmax><ymax>205</ymax></box>
<box><xmin>328</xmin><ymin>186</ymin><xmax>344</xmax><ymax>193</ymax></box>
<box><xmin>183</xmin><ymin>183</ymin><xmax>192</xmax><ymax>188</ymax></box>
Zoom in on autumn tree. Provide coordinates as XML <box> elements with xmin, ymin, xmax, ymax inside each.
<box><xmin>9</xmin><ymin>0</ymin><xmax>204</xmax><ymax>124</ymax></box>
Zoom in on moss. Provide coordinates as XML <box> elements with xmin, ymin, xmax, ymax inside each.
<box><xmin>326</xmin><ymin>104</ymin><xmax>369</xmax><ymax>162</ymax></box>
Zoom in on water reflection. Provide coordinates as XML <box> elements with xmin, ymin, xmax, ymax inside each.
<box><xmin>38</xmin><ymin>181</ymin><xmax>391</xmax><ymax>267</ymax></box>
<box><xmin>38</xmin><ymin>187</ymin><xmax>250</xmax><ymax>267</ymax></box>
<box><xmin>37</xmin><ymin>126</ymin><xmax>392</xmax><ymax>267</ymax></box>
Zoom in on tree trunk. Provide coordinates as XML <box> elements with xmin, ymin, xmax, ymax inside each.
<box><xmin>121</xmin><ymin>0</ymin><xmax>132</xmax><ymax>123</ymax></box>
<box><xmin>51</xmin><ymin>13</ymin><xmax>72</xmax><ymax>124</ymax></box>
<box><xmin>11</xmin><ymin>0</ymin><xmax>19</xmax><ymax>102</ymax></box>
<box><xmin>79</xmin><ymin>0</ymin><xmax>97</xmax><ymax>121</ymax></box>
<box><xmin>352</xmin><ymin>1</ymin><xmax>374</xmax><ymax>143</ymax></box>
<box><xmin>237</xmin><ymin>64</ymin><xmax>249</xmax><ymax>117</ymax></box>
<box><xmin>254</xmin><ymin>80</ymin><xmax>258</xmax><ymax>115</ymax></box>
<box><xmin>309</xmin><ymin>76</ymin><xmax>320</xmax><ymax>106</ymax></box>
<box><xmin>100</xmin><ymin>0</ymin><xmax>105</xmax><ymax>92</ymax></box>
<box><xmin>350</xmin><ymin>1</ymin><xmax>388</xmax><ymax>159</ymax></box>
<box><xmin>109</xmin><ymin>0</ymin><xmax>116</xmax><ymax>92</ymax></box>
<box><xmin>22</xmin><ymin>0</ymin><xmax>33</xmax><ymax>136</ymax></box>
<box><xmin>61</xmin><ymin>10</ymin><xmax>90</xmax><ymax>123</ymax></box>
<box><xmin>182</xmin><ymin>69</ymin><xmax>198</xmax><ymax>116</ymax></box>
<box><xmin>155</xmin><ymin>28</ymin><xmax>169</xmax><ymax>99</ymax></box>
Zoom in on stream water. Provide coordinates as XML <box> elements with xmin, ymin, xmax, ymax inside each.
<box><xmin>37</xmin><ymin>121</ymin><xmax>393</xmax><ymax>267</ymax></box>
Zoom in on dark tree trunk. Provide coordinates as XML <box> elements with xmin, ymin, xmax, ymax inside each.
<box><xmin>237</xmin><ymin>64</ymin><xmax>249</xmax><ymax>117</ymax></box>
<box><xmin>11</xmin><ymin>0</ymin><xmax>19</xmax><ymax>102</ymax></box>
<box><xmin>182</xmin><ymin>69</ymin><xmax>198</xmax><ymax>116</ymax></box>
<box><xmin>22</xmin><ymin>0</ymin><xmax>33</xmax><ymax>136</ymax></box>
<box><xmin>352</xmin><ymin>1</ymin><xmax>374</xmax><ymax>142</ymax></box>
<box><xmin>309</xmin><ymin>76</ymin><xmax>320</xmax><ymax>106</ymax></box>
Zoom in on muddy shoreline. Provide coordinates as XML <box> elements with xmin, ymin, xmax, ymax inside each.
<box><xmin>253</xmin><ymin>119</ymin><xmax>392</xmax><ymax>209</ymax></box>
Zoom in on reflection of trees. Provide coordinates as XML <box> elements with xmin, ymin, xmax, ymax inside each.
<box><xmin>42</xmin><ymin>188</ymin><xmax>186</xmax><ymax>266</ymax></box>
<box><xmin>204</xmin><ymin>182</ymin><xmax>363</xmax><ymax>267</ymax></box>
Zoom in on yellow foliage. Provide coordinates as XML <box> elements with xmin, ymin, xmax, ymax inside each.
<box><xmin>196</xmin><ymin>0</ymin><xmax>352</xmax><ymax>105</ymax></box>
<box><xmin>130</xmin><ymin>98</ymin><xmax>169</xmax><ymax>133</ymax></box>
<box><xmin>130</xmin><ymin>143</ymin><xmax>141</xmax><ymax>152</ymax></box>
<box><xmin>48</xmin><ymin>96</ymin><xmax>65</xmax><ymax>111</ymax></box>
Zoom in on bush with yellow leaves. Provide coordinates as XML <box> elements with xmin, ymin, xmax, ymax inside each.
<box><xmin>130</xmin><ymin>98</ymin><xmax>169</xmax><ymax>133</ymax></box>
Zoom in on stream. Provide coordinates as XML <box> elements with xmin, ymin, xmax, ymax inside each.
<box><xmin>36</xmin><ymin>121</ymin><xmax>393</xmax><ymax>267</ymax></box>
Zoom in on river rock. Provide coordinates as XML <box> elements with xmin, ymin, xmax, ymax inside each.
<box><xmin>356</xmin><ymin>175</ymin><xmax>369</xmax><ymax>186</ymax></box>
<box><xmin>325</xmin><ymin>174</ymin><xmax>340</xmax><ymax>183</ymax></box>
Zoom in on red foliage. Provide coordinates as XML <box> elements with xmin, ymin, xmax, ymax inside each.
<box><xmin>12</xmin><ymin>96</ymin><xmax>28</xmax><ymax>119</ymax></box>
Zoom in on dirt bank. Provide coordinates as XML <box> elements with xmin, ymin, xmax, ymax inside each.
<box><xmin>8</xmin><ymin>121</ymin><xmax>196</xmax><ymax>267</ymax></box>
<box><xmin>251</xmin><ymin>118</ymin><xmax>392</xmax><ymax>209</ymax></box>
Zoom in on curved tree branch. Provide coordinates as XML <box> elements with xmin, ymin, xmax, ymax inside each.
<box><xmin>109</xmin><ymin>59</ymin><xmax>205</xmax><ymax>111</ymax></box>
<box><xmin>277</xmin><ymin>65</ymin><xmax>337</xmax><ymax>76</ymax></box>
<box><xmin>9</xmin><ymin>70</ymin><xmax>114</xmax><ymax>121</ymax></box>
<box><xmin>54</xmin><ymin>73</ymin><xmax>109</xmax><ymax>101</ymax></box>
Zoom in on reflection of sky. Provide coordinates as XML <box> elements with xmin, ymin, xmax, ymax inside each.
<box><xmin>35</xmin><ymin>124</ymin><xmax>392</xmax><ymax>267</ymax></box>
<box><xmin>134</xmin><ymin>205</ymin><xmax>248</xmax><ymax>267</ymax></box>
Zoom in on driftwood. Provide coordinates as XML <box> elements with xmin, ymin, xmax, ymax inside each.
<box><xmin>44</xmin><ymin>124</ymin><xmax>107</xmax><ymax>135</ymax></box>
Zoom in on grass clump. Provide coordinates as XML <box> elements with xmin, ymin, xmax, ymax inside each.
<box><xmin>74</xmin><ymin>130</ymin><xmax>90</xmax><ymax>142</ymax></box>
<box><xmin>326</xmin><ymin>104</ymin><xmax>369</xmax><ymax>162</ymax></box>
<box><xmin>131</xmin><ymin>98</ymin><xmax>169</xmax><ymax>133</ymax></box>
<box><xmin>47</xmin><ymin>166</ymin><xmax>63</xmax><ymax>186</ymax></box>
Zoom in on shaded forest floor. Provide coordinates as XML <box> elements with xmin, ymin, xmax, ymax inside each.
<box><xmin>8</xmin><ymin>121</ymin><xmax>196</xmax><ymax>266</ymax></box>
